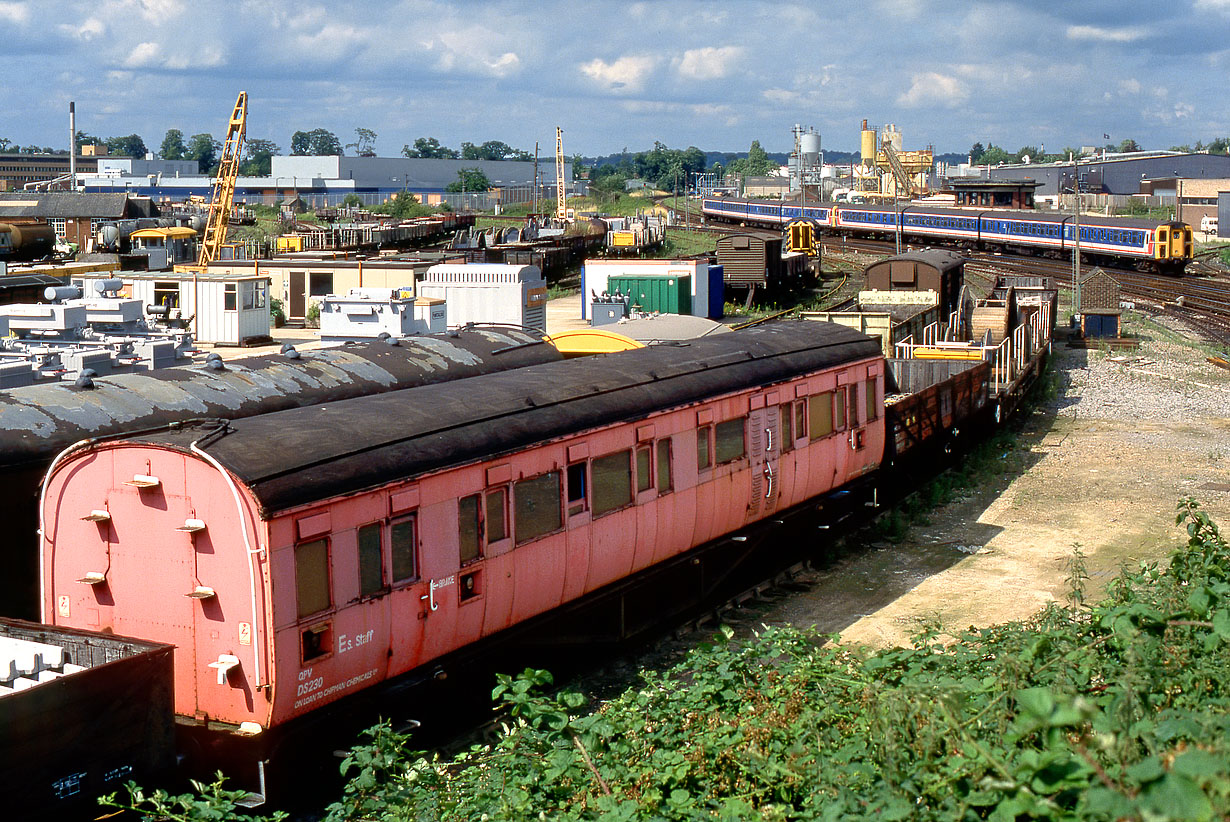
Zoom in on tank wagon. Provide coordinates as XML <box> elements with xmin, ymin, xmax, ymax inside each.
<box><xmin>41</xmin><ymin>323</ymin><xmax>885</xmax><ymax>758</ymax></box>
<box><xmin>0</xmin><ymin>222</ymin><xmax>57</xmax><ymax>261</ymax></box>
<box><xmin>0</xmin><ymin>328</ymin><xmax>561</xmax><ymax>619</ymax></box>
<box><xmin>702</xmin><ymin>197</ymin><xmax>1193</xmax><ymax>274</ymax></box>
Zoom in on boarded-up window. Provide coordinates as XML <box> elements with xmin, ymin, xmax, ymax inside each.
<box><xmin>357</xmin><ymin>523</ymin><xmax>383</xmax><ymax>597</ymax></box>
<box><xmin>715</xmin><ymin>418</ymin><xmax>746</xmax><ymax>464</ymax></box>
<box><xmin>516</xmin><ymin>471</ymin><xmax>561</xmax><ymax>544</ymax></box>
<box><xmin>636</xmin><ymin>447</ymin><xmax>652</xmax><ymax>493</ymax></box>
<box><xmin>593</xmin><ymin>451</ymin><xmax>633</xmax><ymax>516</ymax></box>
<box><xmin>656</xmin><ymin>438</ymin><xmax>673</xmax><ymax>492</ymax></box>
<box><xmin>296</xmin><ymin>538</ymin><xmax>330</xmax><ymax>618</ymax></box>
<box><xmin>809</xmin><ymin>392</ymin><xmax>833</xmax><ymax>439</ymax></box>
<box><xmin>391</xmin><ymin>517</ymin><xmax>416</xmax><ymax>582</ymax></box>
<box><xmin>459</xmin><ymin>494</ymin><xmax>481</xmax><ymax>564</ymax></box>
<box><xmin>486</xmin><ymin>488</ymin><xmax>507</xmax><ymax>543</ymax></box>
<box><xmin>697</xmin><ymin>426</ymin><xmax>712</xmax><ymax>470</ymax></box>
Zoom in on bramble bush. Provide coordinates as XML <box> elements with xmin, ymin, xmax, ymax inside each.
<box><xmin>103</xmin><ymin>499</ymin><xmax>1230</xmax><ymax>820</ymax></box>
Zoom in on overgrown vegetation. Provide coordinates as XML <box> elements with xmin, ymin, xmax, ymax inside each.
<box><xmin>102</xmin><ymin>501</ymin><xmax>1230</xmax><ymax>820</ymax></box>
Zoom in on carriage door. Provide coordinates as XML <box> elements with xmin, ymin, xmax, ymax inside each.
<box><xmin>747</xmin><ymin>391</ymin><xmax>781</xmax><ymax>519</ymax></box>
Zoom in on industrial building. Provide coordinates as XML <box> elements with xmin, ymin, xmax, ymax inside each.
<box><xmin>980</xmin><ymin>152</ymin><xmax>1230</xmax><ymax>197</ymax></box>
<box><xmin>0</xmin><ymin>153</ymin><xmax>100</xmax><ymax>190</ymax></box>
<box><xmin>0</xmin><ymin>192</ymin><xmax>158</xmax><ymax>247</ymax></box>
<box><xmin>77</xmin><ymin>154</ymin><xmax>575</xmax><ymax>208</ymax></box>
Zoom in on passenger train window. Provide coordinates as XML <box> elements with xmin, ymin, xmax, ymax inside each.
<box><xmin>357</xmin><ymin>523</ymin><xmax>384</xmax><ymax>597</ymax></box>
<box><xmin>697</xmin><ymin>425</ymin><xmax>713</xmax><ymax>470</ymax></box>
<box><xmin>592</xmin><ymin>450</ymin><xmax>633</xmax><ymax>516</ymax></box>
<box><xmin>794</xmin><ymin>401</ymin><xmax>806</xmax><ymax>443</ymax></box>
<box><xmin>636</xmin><ymin>447</ymin><xmax>652</xmax><ymax>493</ymax></box>
<box><xmin>714</xmin><ymin>418</ymin><xmax>746</xmax><ymax>464</ymax></box>
<box><xmin>656</xmin><ymin>438</ymin><xmax>673</xmax><ymax>493</ymax></box>
<box><xmin>391</xmin><ymin>517</ymin><xmax>417</xmax><ymax>583</ymax></box>
<box><xmin>295</xmin><ymin>538</ymin><xmax>331</xmax><ymax>618</ymax></box>
<box><xmin>865</xmin><ymin>380</ymin><xmax>878</xmax><ymax>422</ymax></box>
<box><xmin>809</xmin><ymin>392</ymin><xmax>834</xmax><ymax>439</ymax></box>
<box><xmin>458</xmin><ymin>494</ymin><xmax>481</xmax><ymax>565</ymax></box>
<box><xmin>515</xmin><ymin>471</ymin><xmax>562</xmax><ymax>545</ymax></box>
<box><xmin>566</xmin><ymin>462</ymin><xmax>587</xmax><ymax>517</ymax></box>
<box><xmin>781</xmin><ymin>404</ymin><xmax>793</xmax><ymax>452</ymax></box>
<box><xmin>486</xmin><ymin>488</ymin><xmax>508</xmax><ymax>543</ymax></box>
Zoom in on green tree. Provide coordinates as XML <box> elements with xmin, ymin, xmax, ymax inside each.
<box><xmin>402</xmin><ymin>137</ymin><xmax>458</xmax><ymax>159</ymax></box>
<box><xmin>1015</xmin><ymin>145</ymin><xmax>1041</xmax><ymax>162</ymax></box>
<box><xmin>445</xmin><ymin>168</ymin><xmax>491</xmax><ymax>192</ymax></box>
<box><xmin>978</xmin><ymin>143</ymin><xmax>1014</xmax><ymax>165</ymax></box>
<box><xmin>185</xmin><ymin>133</ymin><xmax>221</xmax><ymax>175</ymax></box>
<box><xmin>459</xmin><ymin>141</ymin><xmax>480</xmax><ymax>160</ymax></box>
<box><xmin>106</xmin><ymin>133</ymin><xmax>147</xmax><ymax>158</ymax></box>
<box><xmin>240</xmin><ymin>138</ymin><xmax>280</xmax><ymax>176</ymax></box>
<box><xmin>1208</xmin><ymin>137</ymin><xmax>1230</xmax><ymax>154</ymax></box>
<box><xmin>0</xmin><ymin>137</ymin><xmax>13</xmax><ymax>152</ymax></box>
<box><xmin>290</xmin><ymin>128</ymin><xmax>343</xmax><ymax>156</ymax></box>
<box><xmin>969</xmin><ymin>142</ymin><xmax>985</xmax><ymax>162</ymax></box>
<box><xmin>1117</xmin><ymin>138</ymin><xmax>1141</xmax><ymax>153</ymax></box>
<box><xmin>347</xmin><ymin>128</ymin><xmax>377</xmax><ymax>157</ymax></box>
<box><xmin>159</xmin><ymin>129</ymin><xmax>186</xmax><ymax>160</ymax></box>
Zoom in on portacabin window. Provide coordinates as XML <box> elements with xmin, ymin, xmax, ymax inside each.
<box><xmin>357</xmin><ymin>523</ymin><xmax>384</xmax><ymax>598</ymax></box>
<box><xmin>224</xmin><ymin>283</ymin><xmax>237</xmax><ymax>312</ymax></box>
<box><xmin>592</xmin><ymin>450</ymin><xmax>633</xmax><ymax>516</ymax></box>
<box><xmin>515</xmin><ymin>471</ymin><xmax>562</xmax><ymax>545</ymax></box>
<box><xmin>295</xmin><ymin>538</ymin><xmax>331</xmax><ymax>618</ymax></box>
<box><xmin>714</xmin><ymin>418</ymin><xmax>746</xmax><ymax>464</ymax></box>
<box><xmin>391</xmin><ymin>516</ymin><xmax>417</xmax><ymax>583</ymax></box>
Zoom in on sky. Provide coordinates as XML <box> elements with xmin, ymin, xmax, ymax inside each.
<box><xmin>2</xmin><ymin>0</ymin><xmax>1228</xmax><ymax>159</ymax></box>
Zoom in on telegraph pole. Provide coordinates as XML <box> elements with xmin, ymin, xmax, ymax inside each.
<box><xmin>1072</xmin><ymin>156</ymin><xmax>1082</xmax><ymax>314</ymax></box>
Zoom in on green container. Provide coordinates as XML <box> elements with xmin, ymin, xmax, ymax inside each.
<box><xmin>607</xmin><ymin>274</ymin><xmax>692</xmax><ymax>315</ymax></box>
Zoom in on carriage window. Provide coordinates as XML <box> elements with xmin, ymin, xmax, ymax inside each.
<box><xmin>295</xmin><ymin>538</ymin><xmax>331</xmax><ymax>618</ymax></box>
<box><xmin>781</xmin><ymin>404</ymin><xmax>794</xmax><ymax>452</ymax></box>
<box><xmin>636</xmin><ymin>446</ymin><xmax>652</xmax><ymax>493</ymax></box>
<box><xmin>840</xmin><ymin>387</ymin><xmax>853</xmax><ymax>428</ymax></box>
<box><xmin>391</xmin><ymin>517</ymin><xmax>417</xmax><ymax>583</ymax></box>
<box><xmin>357</xmin><ymin>523</ymin><xmax>383</xmax><ymax>597</ymax></box>
<box><xmin>794</xmin><ymin>401</ymin><xmax>806</xmax><ymax>441</ymax></box>
<box><xmin>486</xmin><ymin>488</ymin><xmax>507</xmax><ymax>543</ymax></box>
<box><xmin>516</xmin><ymin>471</ymin><xmax>562</xmax><ymax>544</ymax></box>
<box><xmin>697</xmin><ymin>425</ymin><xmax>713</xmax><ymax>470</ymax></box>
<box><xmin>809</xmin><ymin>392</ymin><xmax>834</xmax><ymax>439</ymax></box>
<box><xmin>567</xmin><ymin>462</ymin><xmax>587</xmax><ymax>517</ymax></box>
<box><xmin>656</xmin><ymin>438</ymin><xmax>673</xmax><ymax>492</ymax></box>
<box><xmin>715</xmin><ymin>418</ymin><xmax>746</xmax><ymax>464</ymax></box>
<box><xmin>865</xmin><ymin>380</ymin><xmax>878</xmax><ymax>421</ymax></box>
<box><xmin>459</xmin><ymin>494</ymin><xmax>481</xmax><ymax>564</ymax></box>
<box><xmin>592</xmin><ymin>451</ymin><xmax>633</xmax><ymax>516</ymax></box>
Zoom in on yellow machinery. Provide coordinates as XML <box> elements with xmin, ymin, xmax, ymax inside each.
<box><xmin>856</xmin><ymin>120</ymin><xmax>933</xmax><ymax>197</ymax></box>
<box><xmin>555</xmin><ymin>126</ymin><xmax>567</xmax><ymax>221</ymax></box>
<box><xmin>785</xmin><ymin>219</ymin><xmax>819</xmax><ymax>255</ymax></box>
<box><xmin>178</xmin><ymin>92</ymin><xmax>247</xmax><ymax>273</ymax></box>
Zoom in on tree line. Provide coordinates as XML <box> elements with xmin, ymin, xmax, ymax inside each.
<box><xmin>969</xmin><ymin>136</ymin><xmax>1230</xmax><ymax>165</ymax></box>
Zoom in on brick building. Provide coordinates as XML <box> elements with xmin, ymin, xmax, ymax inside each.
<box><xmin>1079</xmin><ymin>268</ymin><xmax>1121</xmax><ymax>338</ymax></box>
<box><xmin>0</xmin><ymin>192</ymin><xmax>157</xmax><ymax>248</ymax></box>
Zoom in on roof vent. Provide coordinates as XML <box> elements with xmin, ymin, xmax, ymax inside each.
<box><xmin>74</xmin><ymin>369</ymin><xmax>98</xmax><ymax>390</ymax></box>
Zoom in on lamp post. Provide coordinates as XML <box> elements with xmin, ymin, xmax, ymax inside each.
<box><xmin>1072</xmin><ymin>157</ymin><xmax>1081</xmax><ymax>315</ymax></box>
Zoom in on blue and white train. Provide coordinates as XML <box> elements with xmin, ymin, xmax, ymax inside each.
<box><xmin>702</xmin><ymin>198</ymin><xmax>1193</xmax><ymax>274</ymax></box>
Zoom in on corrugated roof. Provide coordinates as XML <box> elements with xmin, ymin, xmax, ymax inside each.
<box><xmin>0</xmin><ymin>192</ymin><xmax>136</xmax><ymax>219</ymax></box>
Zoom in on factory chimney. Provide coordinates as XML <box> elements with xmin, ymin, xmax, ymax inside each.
<box><xmin>68</xmin><ymin>102</ymin><xmax>76</xmax><ymax>190</ymax></box>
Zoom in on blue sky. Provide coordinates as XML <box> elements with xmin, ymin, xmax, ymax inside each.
<box><xmin>3</xmin><ymin>0</ymin><xmax>1227</xmax><ymax>157</ymax></box>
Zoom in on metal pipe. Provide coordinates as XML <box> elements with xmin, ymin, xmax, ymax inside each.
<box><xmin>68</xmin><ymin>102</ymin><xmax>76</xmax><ymax>191</ymax></box>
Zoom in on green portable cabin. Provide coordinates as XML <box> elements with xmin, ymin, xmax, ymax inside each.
<box><xmin>608</xmin><ymin>273</ymin><xmax>692</xmax><ymax>315</ymax></box>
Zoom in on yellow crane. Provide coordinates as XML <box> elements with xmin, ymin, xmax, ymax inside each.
<box><xmin>555</xmin><ymin>126</ymin><xmax>567</xmax><ymax>221</ymax></box>
<box><xmin>174</xmin><ymin>92</ymin><xmax>247</xmax><ymax>340</ymax></box>
<box><xmin>196</xmin><ymin>91</ymin><xmax>247</xmax><ymax>267</ymax></box>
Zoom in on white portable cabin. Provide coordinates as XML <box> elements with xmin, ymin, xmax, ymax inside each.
<box><xmin>418</xmin><ymin>263</ymin><xmax>547</xmax><ymax>332</ymax></box>
<box><xmin>319</xmin><ymin>287</ymin><xmax>447</xmax><ymax>341</ymax></box>
<box><xmin>73</xmin><ymin>271</ymin><xmax>272</xmax><ymax>346</ymax></box>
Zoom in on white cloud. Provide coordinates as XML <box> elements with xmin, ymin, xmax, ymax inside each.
<box><xmin>0</xmin><ymin>1</ymin><xmax>29</xmax><ymax>24</ymax></box>
<box><xmin>1194</xmin><ymin>0</ymin><xmax>1230</xmax><ymax>11</ymax></box>
<box><xmin>1065</xmin><ymin>24</ymin><xmax>1146</xmax><ymax>43</ymax></box>
<box><xmin>580</xmin><ymin>55</ymin><xmax>656</xmax><ymax>93</ymax></box>
<box><xmin>123</xmin><ymin>41</ymin><xmax>162</xmax><ymax>68</ymax></box>
<box><xmin>896</xmin><ymin>72</ymin><xmax>969</xmax><ymax>108</ymax></box>
<box><xmin>1119</xmin><ymin>78</ymin><xmax>1141</xmax><ymax>94</ymax></box>
<box><xmin>676</xmin><ymin>47</ymin><xmax>744</xmax><ymax>81</ymax></box>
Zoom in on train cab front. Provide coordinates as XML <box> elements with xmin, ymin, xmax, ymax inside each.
<box><xmin>41</xmin><ymin>441</ymin><xmax>276</xmax><ymax>737</ymax></box>
<box><xmin>1156</xmin><ymin>222</ymin><xmax>1194</xmax><ymax>270</ymax></box>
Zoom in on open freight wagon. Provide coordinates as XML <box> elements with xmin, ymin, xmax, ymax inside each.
<box><xmin>0</xmin><ymin>618</ymin><xmax>175</xmax><ymax>817</ymax></box>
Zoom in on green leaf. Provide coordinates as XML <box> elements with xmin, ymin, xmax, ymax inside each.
<box><xmin>1126</xmin><ymin>756</ymin><xmax>1165</xmax><ymax>784</ymax></box>
<box><xmin>1187</xmin><ymin>587</ymin><xmax>1212</xmax><ymax>617</ymax></box>
<box><xmin>1172</xmin><ymin>749</ymin><xmax>1227</xmax><ymax>781</ymax></box>
<box><xmin>1212</xmin><ymin>609</ymin><xmax>1230</xmax><ymax>641</ymax></box>
<box><xmin>1143</xmin><ymin>772</ymin><xmax>1213</xmax><ymax>820</ymax></box>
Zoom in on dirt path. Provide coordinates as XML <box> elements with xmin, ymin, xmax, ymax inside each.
<box><xmin>758</xmin><ymin>322</ymin><xmax>1230</xmax><ymax>649</ymax></box>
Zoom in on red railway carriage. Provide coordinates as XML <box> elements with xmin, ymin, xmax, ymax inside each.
<box><xmin>41</xmin><ymin>322</ymin><xmax>884</xmax><ymax>736</ymax></box>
